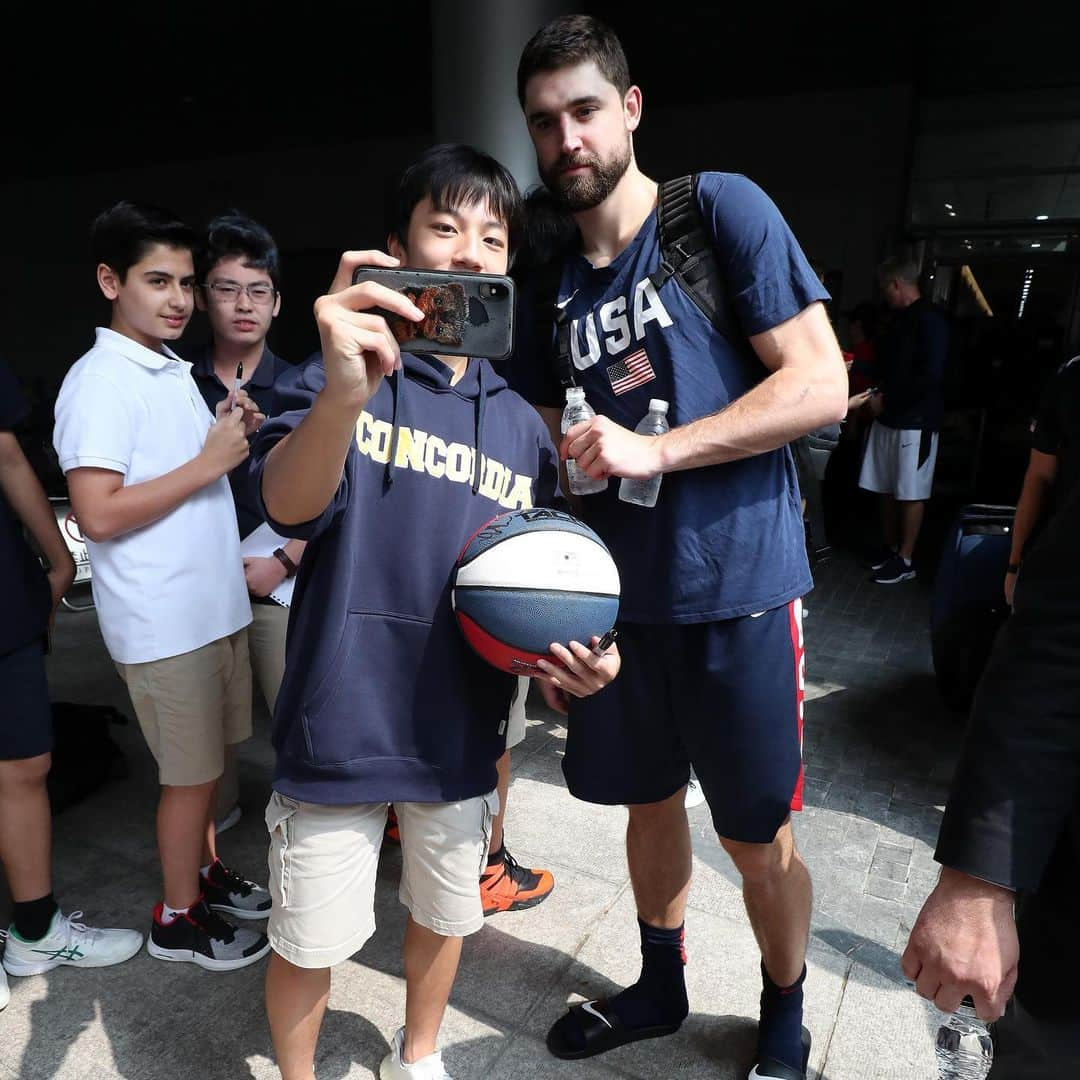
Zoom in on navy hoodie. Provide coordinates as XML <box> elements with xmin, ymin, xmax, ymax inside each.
<box><xmin>249</xmin><ymin>353</ymin><xmax>560</xmax><ymax>805</ymax></box>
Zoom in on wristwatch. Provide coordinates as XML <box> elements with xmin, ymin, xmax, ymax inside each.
<box><xmin>273</xmin><ymin>547</ymin><xmax>298</xmax><ymax>578</ymax></box>
<box><xmin>1006</xmin><ymin>562</ymin><xmax>1021</xmax><ymax>575</ymax></box>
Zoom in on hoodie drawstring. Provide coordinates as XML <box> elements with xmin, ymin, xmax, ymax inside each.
<box><xmin>472</xmin><ymin>362</ymin><xmax>487</xmax><ymax>494</ymax></box>
<box><xmin>384</xmin><ymin>368</ymin><xmax>405</xmax><ymax>489</ymax></box>
<box><xmin>383</xmin><ymin>358</ymin><xmax>488</xmax><ymax>494</ymax></box>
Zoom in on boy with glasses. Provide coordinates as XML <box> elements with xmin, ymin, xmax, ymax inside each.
<box><xmin>190</xmin><ymin>213</ymin><xmax>307</xmax><ymax>836</ymax></box>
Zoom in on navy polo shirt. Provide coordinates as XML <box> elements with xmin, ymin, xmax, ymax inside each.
<box><xmin>188</xmin><ymin>345</ymin><xmax>295</xmax><ymax>540</ymax></box>
<box><xmin>0</xmin><ymin>358</ymin><xmax>51</xmax><ymax>655</ymax></box>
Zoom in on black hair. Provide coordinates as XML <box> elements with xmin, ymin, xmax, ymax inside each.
<box><xmin>387</xmin><ymin>143</ymin><xmax>522</xmax><ymax>256</ymax></box>
<box><xmin>199</xmin><ymin>211</ymin><xmax>281</xmax><ymax>290</ymax></box>
<box><xmin>513</xmin><ymin>185</ymin><xmax>580</xmax><ymax>278</ymax></box>
<box><xmin>91</xmin><ymin>201</ymin><xmax>197</xmax><ymax>282</ymax></box>
<box><xmin>517</xmin><ymin>14</ymin><xmax>630</xmax><ymax>106</ymax></box>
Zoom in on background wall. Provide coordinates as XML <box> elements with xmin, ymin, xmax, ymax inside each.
<box><xmin>0</xmin><ymin>86</ymin><xmax>911</xmax><ymax>391</ymax></box>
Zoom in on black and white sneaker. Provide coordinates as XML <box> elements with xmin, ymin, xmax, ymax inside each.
<box><xmin>871</xmin><ymin>553</ymin><xmax>916</xmax><ymax>584</ymax></box>
<box><xmin>147</xmin><ymin>899</ymin><xmax>269</xmax><ymax>971</ymax></box>
<box><xmin>867</xmin><ymin>545</ymin><xmax>897</xmax><ymax>571</ymax></box>
<box><xmin>200</xmin><ymin>859</ymin><xmax>271</xmax><ymax>920</ymax></box>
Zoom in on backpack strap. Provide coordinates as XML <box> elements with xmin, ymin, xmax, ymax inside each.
<box><xmin>531</xmin><ymin>256</ymin><xmax>576</xmax><ymax>389</ymax></box>
<box><xmin>650</xmin><ymin>174</ymin><xmax>736</xmax><ymax>343</ymax></box>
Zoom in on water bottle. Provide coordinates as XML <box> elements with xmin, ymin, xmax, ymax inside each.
<box><xmin>935</xmin><ymin>997</ymin><xmax>993</xmax><ymax>1079</ymax></box>
<box><xmin>561</xmin><ymin>387</ymin><xmax>608</xmax><ymax>495</ymax></box>
<box><xmin>618</xmin><ymin>399</ymin><xmax>669</xmax><ymax>508</ymax></box>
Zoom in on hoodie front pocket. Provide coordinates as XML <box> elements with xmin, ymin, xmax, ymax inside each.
<box><xmin>302</xmin><ymin>611</ymin><xmax>432</xmax><ymax>767</ymax></box>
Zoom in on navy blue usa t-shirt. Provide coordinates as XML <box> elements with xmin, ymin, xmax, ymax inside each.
<box><xmin>511</xmin><ymin>172</ymin><xmax>828</xmax><ymax>623</ymax></box>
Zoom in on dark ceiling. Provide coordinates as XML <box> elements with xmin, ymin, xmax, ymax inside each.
<box><xmin>5</xmin><ymin>3</ymin><xmax>1078</xmax><ymax>180</ymax></box>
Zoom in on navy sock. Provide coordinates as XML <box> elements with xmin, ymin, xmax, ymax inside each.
<box><xmin>758</xmin><ymin>962</ymin><xmax>807</xmax><ymax>1072</ymax></box>
<box><xmin>607</xmin><ymin>919</ymin><xmax>689</xmax><ymax>1031</ymax></box>
<box><xmin>13</xmin><ymin>893</ymin><xmax>58</xmax><ymax>942</ymax></box>
<box><xmin>486</xmin><ymin>843</ymin><xmax>504</xmax><ymax>868</ymax></box>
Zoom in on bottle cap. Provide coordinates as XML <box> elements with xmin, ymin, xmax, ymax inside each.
<box><xmin>565</xmin><ymin>387</ymin><xmax>584</xmax><ymax>402</ymax></box>
<box><xmin>648</xmin><ymin>398</ymin><xmax>669</xmax><ymax>414</ymax></box>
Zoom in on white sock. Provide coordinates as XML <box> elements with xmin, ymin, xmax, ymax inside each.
<box><xmin>161</xmin><ymin>902</ymin><xmax>190</xmax><ymax>925</ymax></box>
<box><xmin>200</xmin><ymin>862</ymin><xmax>214</xmax><ymax>879</ymax></box>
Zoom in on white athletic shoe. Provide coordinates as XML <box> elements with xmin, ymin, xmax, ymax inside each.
<box><xmin>684</xmin><ymin>776</ymin><xmax>706</xmax><ymax>809</ymax></box>
<box><xmin>380</xmin><ymin>1027</ymin><xmax>453</xmax><ymax>1079</ymax></box>
<box><xmin>0</xmin><ymin>960</ymin><xmax>9</xmax><ymax>1010</ymax></box>
<box><xmin>2</xmin><ymin>909</ymin><xmax>143</xmax><ymax>977</ymax></box>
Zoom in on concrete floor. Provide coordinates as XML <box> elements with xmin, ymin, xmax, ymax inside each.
<box><xmin>0</xmin><ymin>551</ymin><xmax>962</xmax><ymax>1079</ymax></box>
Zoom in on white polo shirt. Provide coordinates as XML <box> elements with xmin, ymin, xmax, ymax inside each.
<box><xmin>54</xmin><ymin>328</ymin><xmax>251</xmax><ymax>664</ymax></box>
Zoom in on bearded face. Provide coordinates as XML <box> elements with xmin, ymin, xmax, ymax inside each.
<box><xmin>541</xmin><ymin>135</ymin><xmax>633</xmax><ymax>213</ymax></box>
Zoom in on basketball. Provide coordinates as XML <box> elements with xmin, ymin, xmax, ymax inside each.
<box><xmin>452</xmin><ymin>508</ymin><xmax>621</xmax><ymax>675</ymax></box>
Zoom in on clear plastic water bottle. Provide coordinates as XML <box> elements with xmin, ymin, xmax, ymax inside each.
<box><xmin>935</xmin><ymin>997</ymin><xmax>993</xmax><ymax>1079</ymax></box>
<box><xmin>618</xmin><ymin>399</ymin><xmax>669</xmax><ymax>508</ymax></box>
<box><xmin>561</xmin><ymin>387</ymin><xmax>608</xmax><ymax>496</ymax></box>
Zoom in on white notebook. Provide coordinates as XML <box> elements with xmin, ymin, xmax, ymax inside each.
<box><xmin>239</xmin><ymin>522</ymin><xmax>297</xmax><ymax>607</ymax></box>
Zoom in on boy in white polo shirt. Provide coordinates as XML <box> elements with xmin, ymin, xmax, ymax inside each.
<box><xmin>53</xmin><ymin>202</ymin><xmax>272</xmax><ymax>972</ymax></box>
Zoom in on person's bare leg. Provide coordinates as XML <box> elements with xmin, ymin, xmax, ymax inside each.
<box><xmin>489</xmin><ymin>749</ymin><xmax>511</xmax><ymax>856</ymax></box>
<box><xmin>0</xmin><ymin>754</ymin><xmax>52</xmax><ymax>901</ymax></box>
<box><xmin>879</xmin><ymin>493</ymin><xmax>899</xmax><ymax>551</ymax></box>
<box><xmin>157</xmin><ymin>779</ymin><xmax>216</xmax><ymax>909</ymax></box>
<box><xmin>898</xmin><ymin>499</ymin><xmax>925</xmax><ymax>562</ymax></box>
<box><xmin>626</xmin><ymin>788</ymin><xmax>693</xmax><ymax>927</ymax></box>
<box><xmin>402</xmin><ymin>917</ymin><xmax>463</xmax><ymax>1062</ymax></box>
<box><xmin>266</xmin><ymin>951</ymin><xmax>329</xmax><ymax>1080</ymax></box>
<box><xmin>720</xmin><ymin>820</ymin><xmax>811</xmax><ymax>987</ymax></box>
<box><xmin>212</xmin><ymin>745</ymin><xmax>238</xmax><ymax>822</ymax></box>
<box><xmin>202</xmin><ymin>778</ymin><xmax>220</xmax><ymax>868</ymax></box>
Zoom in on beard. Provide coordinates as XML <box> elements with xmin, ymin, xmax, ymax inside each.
<box><xmin>541</xmin><ymin>139</ymin><xmax>632</xmax><ymax>212</ymax></box>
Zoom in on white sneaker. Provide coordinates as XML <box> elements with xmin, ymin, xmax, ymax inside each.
<box><xmin>2</xmin><ymin>909</ymin><xmax>143</xmax><ymax>976</ymax></box>
<box><xmin>684</xmin><ymin>776</ymin><xmax>706</xmax><ymax>809</ymax></box>
<box><xmin>380</xmin><ymin>1027</ymin><xmax>453</xmax><ymax>1079</ymax></box>
<box><xmin>0</xmin><ymin>960</ymin><xmax>8</xmax><ymax>1010</ymax></box>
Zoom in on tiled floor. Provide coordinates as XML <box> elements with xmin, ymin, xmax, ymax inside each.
<box><xmin>0</xmin><ymin>549</ymin><xmax>965</xmax><ymax>1078</ymax></box>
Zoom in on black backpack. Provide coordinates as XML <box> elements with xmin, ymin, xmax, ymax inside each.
<box><xmin>535</xmin><ymin>174</ymin><xmax>838</xmax><ymax>562</ymax></box>
<box><xmin>47</xmin><ymin>701</ymin><xmax>128</xmax><ymax>814</ymax></box>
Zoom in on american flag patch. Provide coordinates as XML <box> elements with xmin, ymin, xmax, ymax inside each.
<box><xmin>606</xmin><ymin>348</ymin><xmax>656</xmax><ymax>395</ymax></box>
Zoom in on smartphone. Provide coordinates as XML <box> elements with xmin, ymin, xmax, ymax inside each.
<box><xmin>351</xmin><ymin>267</ymin><xmax>516</xmax><ymax>361</ymax></box>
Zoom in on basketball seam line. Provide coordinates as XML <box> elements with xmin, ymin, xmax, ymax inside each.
<box><xmin>457</xmin><ymin>527</ymin><xmax>610</xmax><ymax>569</ymax></box>
<box><xmin>454</xmin><ymin>585</ymin><xmax>619</xmax><ymax>599</ymax></box>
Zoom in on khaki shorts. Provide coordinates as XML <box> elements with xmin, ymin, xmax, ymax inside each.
<box><xmin>506</xmin><ymin>676</ymin><xmax>529</xmax><ymax>750</ymax></box>
<box><xmin>265</xmin><ymin>789</ymin><xmax>498</xmax><ymax>969</ymax></box>
<box><xmin>249</xmin><ymin>601</ymin><xmax>288</xmax><ymax>715</ymax></box>
<box><xmin>116</xmin><ymin>630</ymin><xmax>252</xmax><ymax>787</ymax></box>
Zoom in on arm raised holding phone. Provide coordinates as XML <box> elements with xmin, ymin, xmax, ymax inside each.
<box><xmin>260</xmin><ymin>251</ymin><xmax>424</xmax><ymax>527</ymax></box>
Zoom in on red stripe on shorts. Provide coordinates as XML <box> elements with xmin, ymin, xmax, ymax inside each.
<box><xmin>787</xmin><ymin>599</ymin><xmax>805</xmax><ymax>812</ymax></box>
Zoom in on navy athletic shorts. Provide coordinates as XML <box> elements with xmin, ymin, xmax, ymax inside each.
<box><xmin>563</xmin><ymin>599</ymin><xmax>805</xmax><ymax>844</ymax></box>
<box><xmin>0</xmin><ymin>639</ymin><xmax>53</xmax><ymax>761</ymax></box>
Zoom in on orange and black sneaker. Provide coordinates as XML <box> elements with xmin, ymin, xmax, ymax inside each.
<box><xmin>479</xmin><ymin>846</ymin><xmax>554</xmax><ymax>916</ymax></box>
<box><xmin>384</xmin><ymin>805</ymin><xmax>401</xmax><ymax>845</ymax></box>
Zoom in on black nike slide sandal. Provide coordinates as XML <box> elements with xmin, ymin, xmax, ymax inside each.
<box><xmin>546</xmin><ymin>997</ymin><xmax>682</xmax><ymax>1060</ymax></box>
<box><xmin>749</xmin><ymin>1027</ymin><xmax>812</xmax><ymax>1079</ymax></box>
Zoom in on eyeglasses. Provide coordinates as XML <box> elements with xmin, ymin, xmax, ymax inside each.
<box><xmin>203</xmin><ymin>281</ymin><xmax>276</xmax><ymax>305</ymax></box>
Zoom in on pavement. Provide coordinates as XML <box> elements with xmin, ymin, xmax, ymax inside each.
<box><xmin>0</xmin><ymin>550</ymin><xmax>963</xmax><ymax>1079</ymax></box>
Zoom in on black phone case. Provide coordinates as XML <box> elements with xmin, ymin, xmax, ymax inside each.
<box><xmin>351</xmin><ymin>267</ymin><xmax>516</xmax><ymax>361</ymax></box>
